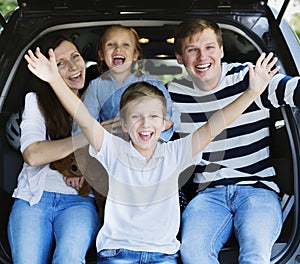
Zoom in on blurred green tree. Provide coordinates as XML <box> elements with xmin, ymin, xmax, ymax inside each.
<box><xmin>290</xmin><ymin>13</ymin><xmax>300</xmax><ymax>39</ymax></box>
<box><xmin>0</xmin><ymin>0</ymin><xmax>18</xmax><ymax>17</ymax></box>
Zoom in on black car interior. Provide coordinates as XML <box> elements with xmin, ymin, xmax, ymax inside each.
<box><xmin>0</xmin><ymin>19</ymin><xmax>299</xmax><ymax>264</ymax></box>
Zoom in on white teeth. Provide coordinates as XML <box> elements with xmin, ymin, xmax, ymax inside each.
<box><xmin>196</xmin><ymin>63</ymin><xmax>211</xmax><ymax>69</ymax></box>
<box><xmin>70</xmin><ymin>72</ymin><xmax>81</xmax><ymax>78</ymax></box>
<box><xmin>140</xmin><ymin>132</ymin><xmax>151</xmax><ymax>136</ymax></box>
<box><xmin>113</xmin><ymin>55</ymin><xmax>125</xmax><ymax>59</ymax></box>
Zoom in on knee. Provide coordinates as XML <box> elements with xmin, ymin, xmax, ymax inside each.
<box><xmin>237</xmin><ymin>234</ymin><xmax>275</xmax><ymax>263</ymax></box>
<box><xmin>180</xmin><ymin>237</ymin><xmax>218</xmax><ymax>264</ymax></box>
<box><xmin>180</xmin><ymin>242</ymin><xmax>196</xmax><ymax>264</ymax></box>
<box><xmin>53</xmin><ymin>243</ymin><xmax>87</xmax><ymax>264</ymax></box>
<box><xmin>180</xmin><ymin>247</ymin><xmax>218</xmax><ymax>264</ymax></box>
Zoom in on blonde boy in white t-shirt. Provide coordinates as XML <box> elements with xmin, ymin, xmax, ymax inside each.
<box><xmin>24</xmin><ymin>48</ymin><xmax>278</xmax><ymax>263</ymax></box>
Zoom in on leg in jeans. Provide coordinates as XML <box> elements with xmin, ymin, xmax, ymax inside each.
<box><xmin>8</xmin><ymin>197</ymin><xmax>54</xmax><ymax>264</ymax></box>
<box><xmin>180</xmin><ymin>187</ymin><xmax>233</xmax><ymax>264</ymax></box>
<box><xmin>180</xmin><ymin>185</ymin><xmax>283</xmax><ymax>264</ymax></box>
<box><xmin>52</xmin><ymin>193</ymin><xmax>101</xmax><ymax>264</ymax></box>
<box><xmin>233</xmin><ymin>186</ymin><xmax>282</xmax><ymax>264</ymax></box>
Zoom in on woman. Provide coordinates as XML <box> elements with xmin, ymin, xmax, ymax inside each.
<box><xmin>7</xmin><ymin>35</ymin><xmax>100</xmax><ymax>264</ymax></box>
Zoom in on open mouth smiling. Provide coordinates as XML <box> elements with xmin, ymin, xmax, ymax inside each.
<box><xmin>138</xmin><ymin>131</ymin><xmax>154</xmax><ymax>141</ymax></box>
<box><xmin>69</xmin><ymin>72</ymin><xmax>82</xmax><ymax>80</ymax></box>
<box><xmin>113</xmin><ymin>55</ymin><xmax>125</xmax><ymax>65</ymax></box>
<box><xmin>195</xmin><ymin>63</ymin><xmax>211</xmax><ymax>72</ymax></box>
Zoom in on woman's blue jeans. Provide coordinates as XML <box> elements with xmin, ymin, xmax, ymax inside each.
<box><xmin>180</xmin><ymin>185</ymin><xmax>283</xmax><ymax>264</ymax></box>
<box><xmin>8</xmin><ymin>191</ymin><xmax>101</xmax><ymax>264</ymax></box>
<box><xmin>97</xmin><ymin>249</ymin><xmax>179</xmax><ymax>264</ymax></box>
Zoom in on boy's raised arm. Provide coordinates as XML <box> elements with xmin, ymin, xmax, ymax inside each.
<box><xmin>24</xmin><ymin>48</ymin><xmax>104</xmax><ymax>151</ymax></box>
<box><xmin>192</xmin><ymin>52</ymin><xmax>280</xmax><ymax>157</ymax></box>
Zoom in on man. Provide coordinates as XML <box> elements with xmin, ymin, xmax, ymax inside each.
<box><xmin>168</xmin><ymin>18</ymin><xmax>300</xmax><ymax>263</ymax></box>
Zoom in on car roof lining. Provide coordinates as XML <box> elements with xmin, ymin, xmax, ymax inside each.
<box><xmin>17</xmin><ymin>0</ymin><xmax>268</xmax><ymax>12</ymax></box>
<box><xmin>26</xmin><ymin>20</ymin><xmax>263</xmax><ymax>62</ymax></box>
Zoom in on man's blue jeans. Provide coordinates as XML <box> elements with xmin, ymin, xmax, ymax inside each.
<box><xmin>180</xmin><ymin>185</ymin><xmax>282</xmax><ymax>264</ymax></box>
<box><xmin>97</xmin><ymin>248</ymin><xmax>179</xmax><ymax>263</ymax></box>
<box><xmin>8</xmin><ymin>191</ymin><xmax>101</xmax><ymax>264</ymax></box>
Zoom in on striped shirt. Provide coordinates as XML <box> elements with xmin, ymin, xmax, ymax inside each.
<box><xmin>168</xmin><ymin>62</ymin><xmax>300</xmax><ymax>192</ymax></box>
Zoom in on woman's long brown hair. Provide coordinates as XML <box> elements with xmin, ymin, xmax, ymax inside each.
<box><xmin>31</xmin><ymin>35</ymin><xmax>82</xmax><ymax>140</ymax></box>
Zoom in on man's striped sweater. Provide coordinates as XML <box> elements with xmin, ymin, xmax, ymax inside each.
<box><xmin>168</xmin><ymin>62</ymin><xmax>300</xmax><ymax>192</ymax></box>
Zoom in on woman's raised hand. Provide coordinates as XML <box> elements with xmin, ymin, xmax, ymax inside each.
<box><xmin>24</xmin><ymin>47</ymin><xmax>60</xmax><ymax>84</ymax></box>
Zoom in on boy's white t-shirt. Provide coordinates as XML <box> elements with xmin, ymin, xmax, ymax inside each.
<box><xmin>89</xmin><ymin>129</ymin><xmax>202</xmax><ymax>254</ymax></box>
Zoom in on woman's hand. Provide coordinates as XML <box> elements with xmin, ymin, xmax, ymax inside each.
<box><xmin>24</xmin><ymin>47</ymin><xmax>60</xmax><ymax>83</ymax></box>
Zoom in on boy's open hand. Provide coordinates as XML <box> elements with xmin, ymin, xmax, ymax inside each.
<box><xmin>247</xmin><ymin>52</ymin><xmax>280</xmax><ymax>99</ymax></box>
<box><xmin>24</xmin><ymin>48</ymin><xmax>60</xmax><ymax>83</ymax></box>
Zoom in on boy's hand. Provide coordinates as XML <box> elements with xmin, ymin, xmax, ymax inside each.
<box><xmin>24</xmin><ymin>47</ymin><xmax>60</xmax><ymax>83</ymax></box>
<box><xmin>247</xmin><ymin>52</ymin><xmax>280</xmax><ymax>99</ymax></box>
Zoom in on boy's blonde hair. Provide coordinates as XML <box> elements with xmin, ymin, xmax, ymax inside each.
<box><xmin>119</xmin><ymin>82</ymin><xmax>167</xmax><ymax>119</ymax></box>
<box><xmin>174</xmin><ymin>18</ymin><xmax>223</xmax><ymax>55</ymax></box>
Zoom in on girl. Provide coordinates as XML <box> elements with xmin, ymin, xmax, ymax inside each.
<box><xmin>8</xmin><ymin>36</ymin><xmax>100</xmax><ymax>264</ymax></box>
<box><xmin>82</xmin><ymin>25</ymin><xmax>180</xmax><ymax>141</ymax></box>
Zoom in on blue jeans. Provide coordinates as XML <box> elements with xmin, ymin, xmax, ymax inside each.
<box><xmin>180</xmin><ymin>185</ymin><xmax>282</xmax><ymax>264</ymax></box>
<box><xmin>8</xmin><ymin>191</ymin><xmax>101</xmax><ymax>264</ymax></box>
<box><xmin>97</xmin><ymin>249</ymin><xmax>179</xmax><ymax>264</ymax></box>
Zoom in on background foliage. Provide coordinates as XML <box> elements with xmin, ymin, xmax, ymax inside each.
<box><xmin>0</xmin><ymin>0</ymin><xmax>17</xmax><ymax>17</ymax></box>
